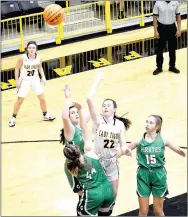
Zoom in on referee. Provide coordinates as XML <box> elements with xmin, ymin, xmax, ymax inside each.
<box><xmin>153</xmin><ymin>1</ymin><xmax>181</xmax><ymax>75</ymax></box>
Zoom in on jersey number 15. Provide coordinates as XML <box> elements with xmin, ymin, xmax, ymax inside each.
<box><xmin>146</xmin><ymin>154</ymin><xmax>156</xmax><ymax>164</ymax></box>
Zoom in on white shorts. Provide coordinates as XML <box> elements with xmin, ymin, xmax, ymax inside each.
<box><xmin>17</xmin><ymin>77</ymin><xmax>44</xmax><ymax>98</ymax></box>
<box><xmin>99</xmin><ymin>158</ymin><xmax>119</xmax><ymax>182</ymax></box>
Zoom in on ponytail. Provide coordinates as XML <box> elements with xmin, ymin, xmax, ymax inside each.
<box><xmin>114</xmin><ymin>114</ymin><xmax>132</xmax><ymax>130</ymax></box>
<box><xmin>63</xmin><ymin>145</ymin><xmax>81</xmax><ymax>176</ymax></box>
<box><xmin>67</xmin><ymin>158</ymin><xmax>80</xmax><ymax>176</ymax></box>
<box><xmin>63</xmin><ymin>144</ymin><xmax>90</xmax><ymax>176</ymax></box>
<box><xmin>60</xmin><ymin>128</ymin><xmax>65</xmax><ymax>145</ymax></box>
<box><xmin>103</xmin><ymin>99</ymin><xmax>131</xmax><ymax>130</ymax></box>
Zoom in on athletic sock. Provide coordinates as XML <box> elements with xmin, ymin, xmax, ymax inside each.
<box><xmin>43</xmin><ymin>111</ymin><xmax>47</xmax><ymax>116</ymax></box>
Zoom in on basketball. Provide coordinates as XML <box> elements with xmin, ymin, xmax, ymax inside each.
<box><xmin>43</xmin><ymin>4</ymin><xmax>65</xmax><ymax>26</ymax></box>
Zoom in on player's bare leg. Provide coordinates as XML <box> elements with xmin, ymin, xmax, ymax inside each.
<box><xmin>9</xmin><ymin>97</ymin><xmax>24</xmax><ymax>127</ymax></box>
<box><xmin>37</xmin><ymin>93</ymin><xmax>55</xmax><ymax>121</ymax></box>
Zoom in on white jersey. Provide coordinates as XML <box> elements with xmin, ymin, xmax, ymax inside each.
<box><xmin>19</xmin><ymin>53</ymin><xmax>41</xmax><ymax>80</ymax></box>
<box><xmin>93</xmin><ymin>116</ymin><xmax>123</xmax><ymax>160</ymax></box>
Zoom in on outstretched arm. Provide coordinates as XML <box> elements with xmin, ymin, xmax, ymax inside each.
<box><xmin>62</xmin><ymin>85</ymin><xmax>75</xmax><ymax>142</ymax></box>
<box><xmin>118</xmin><ymin>122</ymin><xmax>132</xmax><ymax>158</ymax></box>
<box><xmin>165</xmin><ymin>140</ymin><xmax>186</xmax><ymax>157</ymax></box>
<box><xmin>128</xmin><ymin>141</ymin><xmax>139</xmax><ymax>151</ymax></box>
<box><xmin>73</xmin><ymin>102</ymin><xmax>89</xmax><ymax>140</ymax></box>
<box><xmin>87</xmin><ymin>70</ymin><xmax>104</xmax><ymax>127</ymax></box>
<box><xmin>116</xmin><ymin>141</ymin><xmax>138</xmax><ymax>159</ymax></box>
<box><xmin>83</xmin><ymin>109</ymin><xmax>90</xmax><ymax>124</ymax></box>
<box><xmin>73</xmin><ymin>102</ymin><xmax>92</xmax><ymax>152</ymax></box>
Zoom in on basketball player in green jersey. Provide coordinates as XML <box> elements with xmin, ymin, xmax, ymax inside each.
<box><xmin>60</xmin><ymin>85</ymin><xmax>90</xmax><ymax>215</ymax></box>
<box><xmin>63</xmin><ymin>102</ymin><xmax>115</xmax><ymax>216</ymax></box>
<box><xmin>128</xmin><ymin>115</ymin><xmax>186</xmax><ymax>216</ymax></box>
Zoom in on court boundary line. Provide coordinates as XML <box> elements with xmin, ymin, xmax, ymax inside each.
<box><xmin>1</xmin><ymin>140</ymin><xmax>133</xmax><ymax>144</ymax></box>
<box><xmin>1</xmin><ymin>141</ymin><xmax>186</xmax><ymax>149</ymax></box>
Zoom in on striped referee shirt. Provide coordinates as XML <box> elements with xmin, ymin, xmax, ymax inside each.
<box><xmin>153</xmin><ymin>1</ymin><xmax>180</xmax><ymax>25</ymax></box>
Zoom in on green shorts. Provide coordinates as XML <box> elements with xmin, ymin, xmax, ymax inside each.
<box><xmin>137</xmin><ymin>166</ymin><xmax>169</xmax><ymax>198</ymax></box>
<box><xmin>77</xmin><ymin>179</ymin><xmax>115</xmax><ymax>216</ymax></box>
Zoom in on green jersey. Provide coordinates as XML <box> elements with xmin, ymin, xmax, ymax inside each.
<box><xmin>77</xmin><ymin>153</ymin><xmax>107</xmax><ymax>190</ymax></box>
<box><xmin>66</xmin><ymin>125</ymin><xmax>84</xmax><ymax>154</ymax></box>
<box><xmin>137</xmin><ymin>133</ymin><xmax>165</xmax><ymax>169</ymax></box>
<box><xmin>64</xmin><ymin>125</ymin><xmax>84</xmax><ymax>192</ymax></box>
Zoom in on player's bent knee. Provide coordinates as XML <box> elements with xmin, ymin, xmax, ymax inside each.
<box><xmin>153</xmin><ymin>209</ymin><xmax>163</xmax><ymax>216</ymax></box>
<box><xmin>153</xmin><ymin>205</ymin><xmax>163</xmax><ymax>216</ymax></box>
<box><xmin>139</xmin><ymin>208</ymin><xmax>149</xmax><ymax>216</ymax></box>
<box><xmin>17</xmin><ymin>97</ymin><xmax>24</xmax><ymax>104</ymax></box>
<box><xmin>38</xmin><ymin>94</ymin><xmax>45</xmax><ymax>102</ymax></box>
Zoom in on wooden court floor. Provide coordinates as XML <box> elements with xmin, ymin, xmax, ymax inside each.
<box><xmin>2</xmin><ymin>48</ymin><xmax>187</xmax><ymax>216</ymax></box>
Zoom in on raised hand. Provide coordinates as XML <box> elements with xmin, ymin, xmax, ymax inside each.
<box><xmin>178</xmin><ymin>147</ymin><xmax>186</xmax><ymax>157</ymax></box>
<box><xmin>124</xmin><ymin>148</ymin><xmax>132</xmax><ymax>157</ymax></box>
<box><xmin>96</xmin><ymin>69</ymin><xmax>104</xmax><ymax>81</ymax></box>
<box><xmin>64</xmin><ymin>85</ymin><xmax>71</xmax><ymax>98</ymax></box>
<box><xmin>72</xmin><ymin>102</ymin><xmax>82</xmax><ymax>111</ymax></box>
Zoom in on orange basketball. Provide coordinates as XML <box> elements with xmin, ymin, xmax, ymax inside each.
<box><xmin>43</xmin><ymin>4</ymin><xmax>65</xmax><ymax>26</ymax></box>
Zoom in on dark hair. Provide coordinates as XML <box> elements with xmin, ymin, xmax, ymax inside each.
<box><xmin>60</xmin><ymin>128</ymin><xmax>65</xmax><ymax>144</ymax></box>
<box><xmin>63</xmin><ymin>145</ymin><xmax>81</xmax><ymax>176</ymax></box>
<box><xmin>103</xmin><ymin>98</ymin><xmax>117</xmax><ymax>108</ymax></box>
<box><xmin>114</xmin><ymin>114</ymin><xmax>132</xmax><ymax>130</ymax></box>
<box><xmin>149</xmin><ymin>115</ymin><xmax>163</xmax><ymax>133</ymax></box>
<box><xmin>63</xmin><ymin>144</ymin><xmax>89</xmax><ymax>176</ymax></box>
<box><xmin>26</xmin><ymin>41</ymin><xmax>38</xmax><ymax>50</ymax></box>
<box><xmin>69</xmin><ymin>105</ymin><xmax>75</xmax><ymax>110</ymax></box>
<box><xmin>60</xmin><ymin>106</ymin><xmax>76</xmax><ymax>145</ymax></box>
<box><xmin>103</xmin><ymin>99</ymin><xmax>132</xmax><ymax>130</ymax></box>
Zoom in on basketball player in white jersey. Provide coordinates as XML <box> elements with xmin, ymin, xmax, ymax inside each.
<box><xmin>86</xmin><ymin>70</ymin><xmax>132</xmax><ymax>199</ymax></box>
<box><xmin>9</xmin><ymin>41</ymin><xmax>55</xmax><ymax>127</ymax></box>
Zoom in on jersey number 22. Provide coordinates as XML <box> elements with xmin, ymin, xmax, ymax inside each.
<box><xmin>104</xmin><ymin>139</ymin><xmax>115</xmax><ymax>148</ymax></box>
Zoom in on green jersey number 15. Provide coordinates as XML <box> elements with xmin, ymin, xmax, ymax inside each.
<box><xmin>146</xmin><ymin>154</ymin><xmax>156</xmax><ymax>164</ymax></box>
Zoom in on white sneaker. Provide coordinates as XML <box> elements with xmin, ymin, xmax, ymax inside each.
<box><xmin>9</xmin><ymin>117</ymin><xmax>16</xmax><ymax>127</ymax></box>
<box><xmin>43</xmin><ymin>112</ymin><xmax>55</xmax><ymax>121</ymax></box>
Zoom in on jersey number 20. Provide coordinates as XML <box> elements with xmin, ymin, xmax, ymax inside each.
<box><xmin>27</xmin><ymin>70</ymin><xmax>35</xmax><ymax>76</ymax></box>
